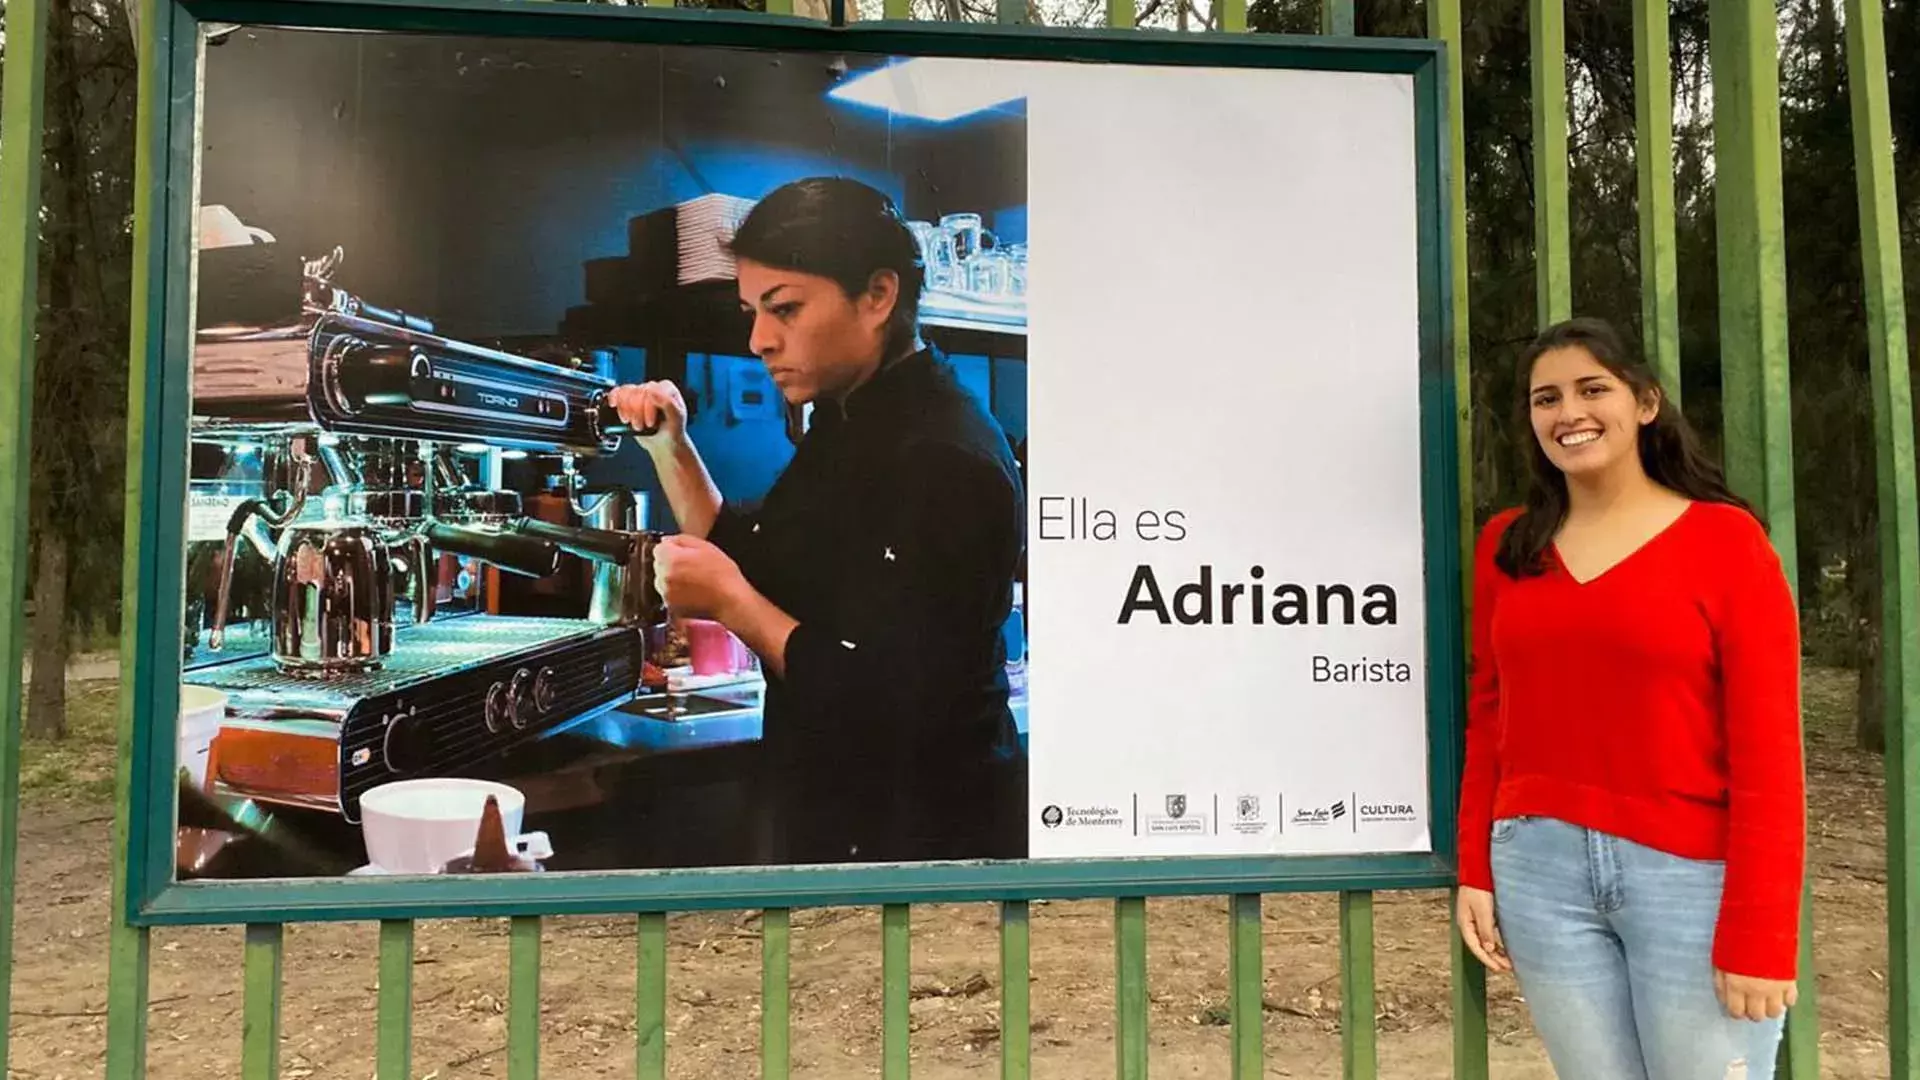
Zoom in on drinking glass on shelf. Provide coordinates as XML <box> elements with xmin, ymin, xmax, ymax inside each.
<box><xmin>940</xmin><ymin>212</ymin><xmax>987</xmax><ymax>263</ymax></box>
<box><xmin>969</xmin><ymin>248</ymin><xmax>1014</xmax><ymax>299</ymax></box>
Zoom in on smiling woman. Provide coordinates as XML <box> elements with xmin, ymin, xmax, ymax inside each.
<box><xmin>1455</xmin><ymin>317</ymin><xmax>1805</xmax><ymax>1080</ymax></box>
<box><xmin>606</xmin><ymin>176</ymin><xmax>1028</xmax><ymax>868</ymax></box>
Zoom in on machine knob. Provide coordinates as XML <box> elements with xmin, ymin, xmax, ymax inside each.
<box><xmin>381</xmin><ymin>708</ymin><xmax>430</xmax><ymax>774</ymax></box>
<box><xmin>533</xmin><ymin>666</ymin><xmax>557</xmax><ymax>714</ymax></box>
<box><xmin>509</xmin><ymin>668</ymin><xmax>534</xmax><ymax>729</ymax></box>
<box><xmin>484</xmin><ymin>681</ymin><xmax>509</xmax><ymax>734</ymax></box>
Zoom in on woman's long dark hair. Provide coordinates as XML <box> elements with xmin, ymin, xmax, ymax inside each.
<box><xmin>1494</xmin><ymin>317</ymin><xmax>1759</xmax><ymax>579</ymax></box>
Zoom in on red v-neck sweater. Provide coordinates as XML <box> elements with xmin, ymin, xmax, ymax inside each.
<box><xmin>1457</xmin><ymin>500</ymin><xmax>1805</xmax><ymax>980</ymax></box>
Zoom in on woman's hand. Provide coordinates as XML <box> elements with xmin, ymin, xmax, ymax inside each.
<box><xmin>607</xmin><ymin>381</ymin><xmax>689</xmax><ymax>448</ymax></box>
<box><xmin>1715</xmin><ymin>970</ymin><xmax>1797</xmax><ymax>1022</ymax></box>
<box><xmin>1456</xmin><ymin>886</ymin><xmax>1511</xmax><ymax>973</ymax></box>
<box><xmin>653</xmin><ymin>534</ymin><xmax>750</xmax><ymax>621</ymax></box>
<box><xmin>653</xmin><ymin>534</ymin><xmax>799</xmax><ymax>678</ymax></box>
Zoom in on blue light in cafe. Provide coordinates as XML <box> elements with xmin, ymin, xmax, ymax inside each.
<box><xmin>827</xmin><ymin>57</ymin><xmax>1028</xmax><ymax>124</ymax></box>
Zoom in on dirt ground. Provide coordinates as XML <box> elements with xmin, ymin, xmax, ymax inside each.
<box><xmin>2</xmin><ymin>666</ymin><xmax>1897</xmax><ymax>1078</ymax></box>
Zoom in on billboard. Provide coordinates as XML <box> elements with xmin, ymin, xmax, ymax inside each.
<box><xmin>134</xmin><ymin>3</ymin><xmax>1459</xmax><ymax>921</ymax></box>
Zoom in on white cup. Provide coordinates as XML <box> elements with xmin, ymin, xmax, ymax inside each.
<box><xmin>359</xmin><ymin>778</ymin><xmax>548</xmax><ymax>875</ymax></box>
<box><xmin>178</xmin><ymin>685</ymin><xmax>228</xmax><ymax>791</ymax></box>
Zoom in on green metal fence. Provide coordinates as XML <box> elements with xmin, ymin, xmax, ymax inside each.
<box><xmin>0</xmin><ymin>0</ymin><xmax>1914</xmax><ymax>1075</ymax></box>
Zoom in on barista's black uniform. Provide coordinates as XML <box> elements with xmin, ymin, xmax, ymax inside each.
<box><xmin>708</xmin><ymin>346</ymin><xmax>1026</xmax><ymax>865</ymax></box>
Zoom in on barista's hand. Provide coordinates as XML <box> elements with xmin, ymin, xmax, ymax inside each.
<box><xmin>653</xmin><ymin>534</ymin><xmax>751</xmax><ymax>621</ymax></box>
<box><xmin>607</xmin><ymin>381</ymin><xmax>689</xmax><ymax>447</ymax></box>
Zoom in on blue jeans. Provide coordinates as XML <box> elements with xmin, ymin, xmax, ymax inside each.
<box><xmin>1490</xmin><ymin>816</ymin><xmax>1786</xmax><ymax>1080</ymax></box>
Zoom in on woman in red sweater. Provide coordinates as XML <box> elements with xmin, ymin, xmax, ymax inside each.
<box><xmin>1455</xmin><ymin>317</ymin><xmax>1804</xmax><ymax>1079</ymax></box>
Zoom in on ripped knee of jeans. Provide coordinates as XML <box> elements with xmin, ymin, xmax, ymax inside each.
<box><xmin>1724</xmin><ymin>1058</ymin><xmax>1748</xmax><ymax>1080</ymax></box>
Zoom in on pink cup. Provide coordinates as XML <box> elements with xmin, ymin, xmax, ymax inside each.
<box><xmin>685</xmin><ymin>619</ymin><xmax>749</xmax><ymax>675</ymax></box>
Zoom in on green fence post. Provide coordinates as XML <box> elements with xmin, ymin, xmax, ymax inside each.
<box><xmin>637</xmin><ymin>911</ymin><xmax>668</xmax><ymax>1080</ymax></box>
<box><xmin>1115</xmin><ymin>898</ymin><xmax>1148</xmax><ymax>1080</ymax></box>
<box><xmin>0</xmin><ymin>0</ymin><xmax>51</xmax><ymax>1064</ymax></box>
<box><xmin>1340</xmin><ymin>892</ymin><xmax>1377</xmax><ymax>1080</ymax></box>
<box><xmin>763</xmin><ymin>908</ymin><xmax>792</xmax><ymax>1080</ymax></box>
<box><xmin>106</xmin><ymin>0</ymin><xmax>173</xmax><ymax>1072</ymax></box>
<box><xmin>1632</xmin><ymin>0</ymin><xmax>1682</xmax><ymax>400</ymax></box>
<box><xmin>1320</xmin><ymin>0</ymin><xmax>1353</xmax><ymax>36</ymax></box>
<box><xmin>508</xmin><ymin>916</ymin><xmax>543</xmax><ymax>1080</ymax></box>
<box><xmin>1707</xmin><ymin>1</ymin><xmax>1817</xmax><ymax>1077</ymax></box>
<box><xmin>1002</xmin><ymin>901</ymin><xmax>1031</xmax><ymax>1080</ymax></box>
<box><xmin>1843</xmin><ymin>1</ymin><xmax>1920</xmax><ymax>1075</ymax></box>
<box><xmin>242</xmin><ymin>924</ymin><xmax>285</xmax><ymax>1079</ymax></box>
<box><xmin>377</xmin><ymin>921</ymin><xmax>414</xmax><ymax>1079</ymax></box>
<box><xmin>1228</xmin><ymin>894</ymin><xmax>1262</xmax><ymax>1079</ymax></box>
<box><xmin>1531</xmin><ymin>0</ymin><xmax>1571</xmax><ymax>326</ymax></box>
<box><xmin>884</xmin><ymin>904</ymin><xmax>911</xmax><ymax>1079</ymax></box>
<box><xmin>1430</xmin><ymin>0</ymin><xmax>1489</xmax><ymax>1075</ymax></box>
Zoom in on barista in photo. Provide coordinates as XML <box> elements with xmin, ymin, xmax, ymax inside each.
<box><xmin>607</xmin><ymin>177</ymin><xmax>1026</xmax><ymax>867</ymax></box>
<box><xmin>1455</xmin><ymin>317</ymin><xmax>1804</xmax><ymax>1080</ymax></box>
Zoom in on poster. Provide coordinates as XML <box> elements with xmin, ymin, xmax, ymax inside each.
<box><xmin>171</xmin><ymin>23</ymin><xmax>1431</xmax><ymax>886</ymax></box>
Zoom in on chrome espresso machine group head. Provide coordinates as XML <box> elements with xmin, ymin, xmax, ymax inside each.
<box><xmin>183</xmin><ymin>238</ymin><xmax>664</xmax><ymax>823</ymax></box>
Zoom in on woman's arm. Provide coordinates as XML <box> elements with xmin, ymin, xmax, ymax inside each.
<box><xmin>644</xmin><ymin>434</ymin><xmax>724</xmax><ymax>540</ymax></box>
<box><xmin>608</xmin><ymin>381</ymin><xmax>724</xmax><ymax>539</ymax></box>
<box><xmin>1456</xmin><ymin>509</ymin><xmax>1517</xmax><ymax>892</ymax></box>
<box><xmin>650</xmin><ymin>441</ymin><xmax>1019</xmax><ymax>693</ymax></box>
<box><xmin>1709</xmin><ymin>512</ymin><xmax>1806</xmax><ymax>994</ymax></box>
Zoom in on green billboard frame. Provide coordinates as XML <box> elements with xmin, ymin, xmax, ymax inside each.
<box><xmin>122</xmin><ymin>0</ymin><xmax>1463</xmax><ymax>926</ymax></box>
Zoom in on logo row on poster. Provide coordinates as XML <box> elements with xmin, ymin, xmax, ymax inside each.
<box><xmin>1037</xmin><ymin>794</ymin><xmax>1422</xmax><ymax>837</ymax></box>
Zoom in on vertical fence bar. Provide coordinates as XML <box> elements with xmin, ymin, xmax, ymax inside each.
<box><xmin>763</xmin><ymin>908</ymin><xmax>791</xmax><ymax>1080</ymax></box>
<box><xmin>377</xmin><ymin>921</ymin><xmax>415</xmax><ymax>1079</ymax></box>
<box><xmin>1115</xmin><ymin>898</ymin><xmax>1148</xmax><ymax>1080</ymax></box>
<box><xmin>1339</xmin><ymin>892</ymin><xmax>1377</xmax><ymax>1080</ymax></box>
<box><xmin>1214</xmin><ymin>0</ymin><xmax>1244</xmax><ymax>33</ymax></box>
<box><xmin>105</xmin><ymin>0</ymin><xmax>173</xmax><ymax>1072</ymax></box>
<box><xmin>884</xmin><ymin>0</ymin><xmax>908</xmax><ymax>20</ymax></box>
<box><xmin>1430</xmin><ymin>0</ymin><xmax>1489</xmax><ymax>1075</ymax></box>
<box><xmin>241</xmin><ymin>924</ymin><xmax>285</xmax><ymax>1079</ymax></box>
<box><xmin>1707</xmin><ymin>1</ymin><xmax>1818</xmax><ymax>1077</ymax></box>
<box><xmin>637</xmin><ymin>912</ymin><xmax>668</xmax><ymax>1080</ymax></box>
<box><xmin>508</xmin><ymin>916</ymin><xmax>542</xmax><ymax>1080</ymax></box>
<box><xmin>1001</xmin><ymin>901</ymin><xmax>1031</xmax><ymax>1080</ymax></box>
<box><xmin>883</xmin><ymin>904</ymin><xmax>911</xmax><ymax>1080</ymax></box>
<box><xmin>1531</xmin><ymin>0</ymin><xmax>1572</xmax><ymax>326</ymax></box>
<box><xmin>996</xmin><ymin>0</ymin><xmax>1024</xmax><ymax>26</ymax></box>
<box><xmin>1320</xmin><ymin>0</ymin><xmax>1353</xmax><ymax>35</ymax></box>
<box><xmin>1843</xmin><ymin>1</ymin><xmax>1920</xmax><ymax>1074</ymax></box>
<box><xmin>0</xmin><ymin>0</ymin><xmax>51</xmax><ymax>1065</ymax></box>
<box><xmin>1107</xmin><ymin>0</ymin><xmax>1133</xmax><ymax>32</ymax></box>
<box><xmin>1631</xmin><ymin>0</ymin><xmax>1682</xmax><ymax>400</ymax></box>
<box><xmin>1228</xmin><ymin>894</ymin><xmax>1262</xmax><ymax>1079</ymax></box>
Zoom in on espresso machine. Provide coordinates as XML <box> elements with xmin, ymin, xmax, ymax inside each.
<box><xmin>181</xmin><ymin>225</ymin><xmax>667</xmax><ymax>834</ymax></box>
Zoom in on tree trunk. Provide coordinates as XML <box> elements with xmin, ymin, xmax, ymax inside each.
<box><xmin>1856</xmin><ymin>578</ymin><xmax>1887</xmax><ymax>753</ymax></box>
<box><xmin>27</xmin><ymin>534</ymin><xmax>69</xmax><ymax>741</ymax></box>
<box><xmin>1854</xmin><ymin>489</ymin><xmax>1888</xmax><ymax>752</ymax></box>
